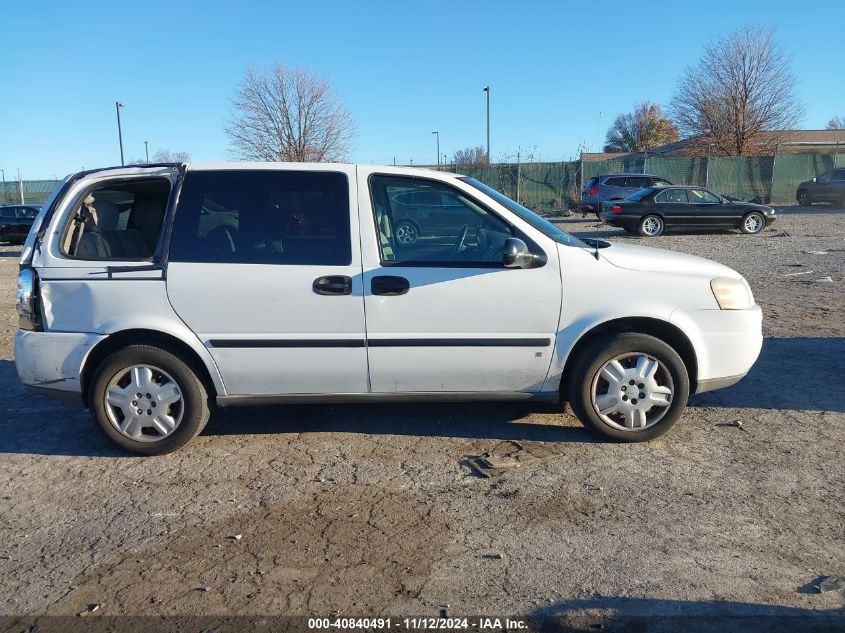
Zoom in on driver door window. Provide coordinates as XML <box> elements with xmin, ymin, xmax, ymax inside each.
<box><xmin>370</xmin><ymin>175</ymin><xmax>511</xmax><ymax>264</ymax></box>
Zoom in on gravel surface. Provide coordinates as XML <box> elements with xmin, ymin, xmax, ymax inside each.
<box><xmin>0</xmin><ymin>205</ymin><xmax>843</xmax><ymax>630</ymax></box>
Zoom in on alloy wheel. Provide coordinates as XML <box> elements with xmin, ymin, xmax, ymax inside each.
<box><xmin>642</xmin><ymin>216</ymin><xmax>663</xmax><ymax>236</ymax></box>
<box><xmin>395</xmin><ymin>222</ymin><xmax>418</xmax><ymax>244</ymax></box>
<box><xmin>744</xmin><ymin>214</ymin><xmax>763</xmax><ymax>233</ymax></box>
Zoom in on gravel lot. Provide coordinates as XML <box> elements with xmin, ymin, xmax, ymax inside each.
<box><xmin>0</xmin><ymin>205</ymin><xmax>843</xmax><ymax>630</ymax></box>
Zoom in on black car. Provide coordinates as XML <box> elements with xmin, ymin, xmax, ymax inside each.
<box><xmin>600</xmin><ymin>186</ymin><xmax>776</xmax><ymax>237</ymax></box>
<box><xmin>796</xmin><ymin>168</ymin><xmax>845</xmax><ymax>206</ymax></box>
<box><xmin>0</xmin><ymin>204</ymin><xmax>41</xmax><ymax>244</ymax></box>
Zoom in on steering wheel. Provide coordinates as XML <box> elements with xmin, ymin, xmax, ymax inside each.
<box><xmin>451</xmin><ymin>224</ymin><xmax>470</xmax><ymax>260</ymax></box>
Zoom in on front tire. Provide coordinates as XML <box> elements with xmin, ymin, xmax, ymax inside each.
<box><xmin>394</xmin><ymin>220</ymin><xmax>419</xmax><ymax>245</ymax></box>
<box><xmin>637</xmin><ymin>214</ymin><xmax>664</xmax><ymax>237</ymax></box>
<box><xmin>89</xmin><ymin>345</ymin><xmax>211</xmax><ymax>455</ymax></box>
<box><xmin>567</xmin><ymin>333</ymin><xmax>690</xmax><ymax>442</ymax></box>
<box><xmin>797</xmin><ymin>190</ymin><xmax>811</xmax><ymax>206</ymax></box>
<box><xmin>740</xmin><ymin>212</ymin><xmax>765</xmax><ymax>234</ymax></box>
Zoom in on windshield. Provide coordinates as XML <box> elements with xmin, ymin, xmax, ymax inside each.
<box><xmin>625</xmin><ymin>187</ymin><xmax>655</xmax><ymax>201</ymax></box>
<box><xmin>461</xmin><ymin>178</ymin><xmax>586</xmax><ymax>247</ymax></box>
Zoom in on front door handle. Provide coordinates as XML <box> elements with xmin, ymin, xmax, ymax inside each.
<box><xmin>313</xmin><ymin>275</ymin><xmax>352</xmax><ymax>296</ymax></box>
<box><xmin>371</xmin><ymin>275</ymin><xmax>410</xmax><ymax>296</ymax></box>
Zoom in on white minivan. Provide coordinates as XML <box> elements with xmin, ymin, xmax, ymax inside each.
<box><xmin>15</xmin><ymin>163</ymin><xmax>763</xmax><ymax>454</ymax></box>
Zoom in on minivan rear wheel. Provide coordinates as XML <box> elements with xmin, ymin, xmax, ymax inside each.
<box><xmin>567</xmin><ymin>333</ymin><xmax>690</xmax><ymax>442</ymax></box>
<box><xmin>89</xmin><ymin>345</ymin><xmax>210</xmax><ymax>455</ymax></box>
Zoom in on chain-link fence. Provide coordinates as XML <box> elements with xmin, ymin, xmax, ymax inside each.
<box><xmin>3</xmin><ymin>151</ymin><xmax>842</xmax><ymax>211</ymax></box>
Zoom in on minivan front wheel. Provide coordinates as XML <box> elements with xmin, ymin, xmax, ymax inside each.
<box><xmin>568</xmin><ymin>333</ymin><xmax>690</xmax><ymax>442</ymax></box>
<box><xmin>90</xmin><ymin>345</ymin><xmax>210</xmax><ymax>455</ymax></box>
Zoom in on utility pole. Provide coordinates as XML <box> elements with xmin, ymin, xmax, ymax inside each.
<box><xmin>115</xmin><ymin>101</ymin><xmax>125</xmax><ymax>166</ymax></box>
<box><xmin>144</xmin><ymin>140</ymin><xmax>149</xmax><ymax>163</ymax></box>
<box><xmin>483</xmin><ymin>86</ymin><xmax>490</xmax><ymax>161</ymax></box>
<box><xmin>432</xmin><ymin>131</ymin><xmax>440</xmax><ymax>168</ymax></box>
<box><xmin>17</xmin><ymin>168</ymin><xmax>24</xmax><ymax>204</ymax></box>
<box><xmin>1</xmin><ymin>169</ymin><xmax>5</xmax><ymax>205</ymax></box>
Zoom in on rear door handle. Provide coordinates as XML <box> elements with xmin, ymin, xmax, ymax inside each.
<box><xmin>313</xmin><ymin>275</ymin><xmax>352</xmax><ymax>296</ymax></box>
<box><xmin>371</xmin><ymin>275</ymin><xmax>410</xmax><ymax>296</ymax></box>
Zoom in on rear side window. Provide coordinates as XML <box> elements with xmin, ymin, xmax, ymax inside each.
<box><xmin>655</xmin><ymin>189</ymin><xmax>689</xmax><ymax>203</ymax></box>
<box><xmin>604</xmin><ymin>177</ymin><xmax>626</xmax><ymax>187</ymax></box>
<box><xmin>169</xmin><ymin>170</ymin><xmax>351</xmax><ymax>265</ymax></box>
<box><xmin>627</xmin><ymin>176</ymin><xmax>649</xmax><ymax>188</ymax></box>
<box><xmin>62</xmin><ymin>179</ymin><xmax>171</xmax><ymax>260</ymax></box>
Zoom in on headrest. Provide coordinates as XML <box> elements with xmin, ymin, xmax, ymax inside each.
<box><xmin>133</xmin><ymin>199</ymin><xmax>164</xmax><ymax>229</ymax></box>
<box><xmin>91</xmin><ymin>199</ymin><xmax>120</xmax><ymax>231</ymax></box>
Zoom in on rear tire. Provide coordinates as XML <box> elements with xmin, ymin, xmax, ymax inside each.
<box><xmin>394</xmin><ymin>220</ymin><xmax>419</xmax><ymax>245</ymax></box>
<box><xmin>637</xmin><ymin>214</ymin><xmax>664</xmax><ymax>237</ymax></box>
<box><xmin>797</xmin><ymin>190</ymin><xmax>811</xmax><ymax>206</ymax></box>
<box><xmin>89</xmin><ymin>345</ymin><xmax>211</xmax><ymax>455</ymax></box>
<box><xmin>740</xmin><ymin>212</ymin><xmax>765</xmax><ymax>234</ymax></box>
<box><xmin>567</xmin><ymin>333</ymin><xmax>690</xmax><ymax>442</ymax></box>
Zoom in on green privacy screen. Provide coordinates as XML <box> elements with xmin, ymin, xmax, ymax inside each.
<box><xmin>4</xmin><ymin>152</ymin><xmax>841</xmax><ymax>211</ymax></box>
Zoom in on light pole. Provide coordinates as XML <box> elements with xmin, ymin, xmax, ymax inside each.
<box><xmin>144</xmin><ymin>140</ymin><xmax>149</xmax><ymax>163</ymax></box>
<box><xmin>432</xmin><ymin>131</ymin><xmax>440</xmax><ymax>168</ymax></box>
<box><xmin>1</xmin><ymin>169</ymin><xmax>5</xmax><ymax>204</ymax></box>
<box><xmin>115</xmin><ymin>101</ymin><xmax>125</xmax><ymax>166</ymax></box>
<box><xmin>483</xmin><ymin>86</ymin><xmax>490</xmax><ymax>161</ymax></box>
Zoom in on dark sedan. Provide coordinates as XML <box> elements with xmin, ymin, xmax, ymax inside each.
<box><xmin>796</xmin><ymin>168</ymin><xmax>845</xmax><ymax>206</ymax></box>
<box><xmin>0</xmin><ymin>204</ymin><xmax>41</xmax><ymax>244</ymax></box>
<box><xmin>600</xmin><ymin>186</ymin><xmax>776</xmax><ymax>237</ymax></box>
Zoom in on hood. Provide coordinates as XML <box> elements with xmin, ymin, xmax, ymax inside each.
<box><xmin>598</xmin><ymin>242</ymin><xmax>741</xmax><ymax>278</ymax></box>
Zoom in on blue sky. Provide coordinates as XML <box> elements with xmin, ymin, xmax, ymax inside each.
<box><xmin>2</xmin><ymin>0</ymin><xmax>843</xmax><ymax>179</ymax></box>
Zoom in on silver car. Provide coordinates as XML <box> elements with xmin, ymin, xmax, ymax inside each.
<box><xmin>581</xmin><ymin>173</ymin><xmax>673</xmax><ymax>216</ymax></box>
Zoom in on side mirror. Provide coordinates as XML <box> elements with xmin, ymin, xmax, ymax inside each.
<box><xmin>503</xmin><ymin>237</ymin><xmax>540</xmax><ymax>268</ymax></box>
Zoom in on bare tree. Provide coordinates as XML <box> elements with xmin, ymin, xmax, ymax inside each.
<box><xmin>670</xmin><ymin>25</ymin><xmax>804</xmax><ymax>156</ymax></box>
<box><xmin>226</xmin><ymin>64</ymin><xmax>355</xmax><ymax>162</ymax></box>
<box><xmin>827</xmin><ymin>116</ymin><xmax>845</xmax><ymax>130</ymax></box>
<box><xmin>152</xmin><ymin>149</ymin><xmax>190</xmax><ymax>163</ymax></box>
<box><xmin>603</xmin><ymin>102</ymin><xmax>679</xmax><ymax>152</ymax></box>
<box><xmin>452</xmin><ymin>146</ymin><xmax>489</xmax><ymax>166</ymax></box>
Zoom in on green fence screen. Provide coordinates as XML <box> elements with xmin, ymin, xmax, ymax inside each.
<box><xmin>3</xmin><ymin>152</ymin><xmax>841</xmax><ymax>212</ymax></box>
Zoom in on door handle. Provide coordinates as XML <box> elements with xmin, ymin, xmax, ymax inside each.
<box><xmin>313</xmin><ymin>275</ymin><xmax>352</xmax><ymax>296</ymax></box>
<box><xmin>371</xmin><ymin>275</ymin><xmax>410</xmax><ymax>296</ymax></box>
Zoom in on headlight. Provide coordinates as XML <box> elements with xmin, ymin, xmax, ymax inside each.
<box><xmin>710</xmin><ymin>276</ymin><xmax>754</xmax><ymax>310</ymax></box>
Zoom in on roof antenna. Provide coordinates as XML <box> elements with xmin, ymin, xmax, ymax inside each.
<box><xmin>593</xmin><ymin>239</ymin><xmax>600</xmax><ymax>261</ymax></box>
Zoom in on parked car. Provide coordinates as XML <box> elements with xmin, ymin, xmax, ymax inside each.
<box><xmin>388</xmin><ymin>188</ymin><xmax>490</xmax><ymax>244</ymax></box>
<box><xmin>16</xmin><ymin>163</ymin><xmax>763</xmax><ymax>454</ymax></box>
<box><xmin>581</xmin><ymin>173</ymin><xmax>673</xmax><ymax>215</ymax></box>
<box><xmin>0</xmin><ymin>204</ymin><xmax>41</xmax><ymax>244</ymax></box>
<box><xmin>600</xmin><ymin>186</ymin><xmax>777</xmax><ymax>236</ymax></box>
<box><xmin>796</xmin><ymin>168</ymin><xmax>845</xmax><ymax>206</ymax></box>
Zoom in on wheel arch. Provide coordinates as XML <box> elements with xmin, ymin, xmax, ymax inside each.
<box><xmin>81</xmin><ymin>329</ymin><xmax>222</xmax><ymax>406</ymax></box>
<box><xmin>560</xmin><ymin>316</ymin><xmax>697</xmax><ymax>395</ymax></box>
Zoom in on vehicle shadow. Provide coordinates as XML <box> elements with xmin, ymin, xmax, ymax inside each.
<box><xmin>0</xmin><ymin>249</ymin><xmax>22</xmax><ymax>257</ymax></box>
<box><xmin>691</xmin><ymin>337</ymin><xmax>845</xmax><ymax>413</ymax></box>
<box><xmin>204</xmin><ymin>400</ymin><xmax>595</xmax><ymax>443</ymax></box>
<box><xmin>531</xmin><ymin>596</ymin><xmax>845</xmax><ymax>633</ymax></box>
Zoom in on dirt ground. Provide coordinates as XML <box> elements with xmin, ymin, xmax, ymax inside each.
<box><xmin>0</xmin><ymin>205</ymin><xmax>843</xmax><ymax>631</ymax></box>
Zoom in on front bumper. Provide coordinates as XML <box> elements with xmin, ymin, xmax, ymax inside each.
<box><xmin>14</xmin><ymin>330</ymin><xmax>105</xmax><ymax>406</ymax></box>
<box><xmin>670</xmin><ymin>305</ymin><xmax>763</xmax><ymax>394</ymax></box>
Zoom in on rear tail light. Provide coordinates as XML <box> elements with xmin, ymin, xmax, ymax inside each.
<box><xmin>611</xmin><ymin>205</ymin><xmax>622</xmax><ymax>214</ymax></box>
<box><xmin>587</xmin><ymin>187</ymin><xmax>600</xmax><ymax>196</ymax></box>
<box><xmin>16</xmin><ymin>268</ymin><xmax>42</xmax><ymax>331</ymax></box>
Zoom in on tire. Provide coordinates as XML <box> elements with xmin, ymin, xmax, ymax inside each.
<box><xmin>797</xmin><ymin>190</ymin><xmax>811</xmax><ymax>206</ymax></box>
<box><xmin>89</xmin><ymin>345</ymin><xmax>211</xmax><ymax>455</ymax></box>
<box><xmin>567</xmin><ymin>333</ymin><xmax>690</xmax><ymax>442</ymax></box>
<box><xmin>394</xmin><ymin>220</ymin><xmax>419</xmax><ymax>245</ymax></box>
<box><xmin>740</xmin><ymin>212</ymin><xmax>765</xmax><ymax>234</ymax></box>
<box><xmin>637</xmin><ymin>214</ymin><xmax>664</xmax><ymax>237</ymax></box>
